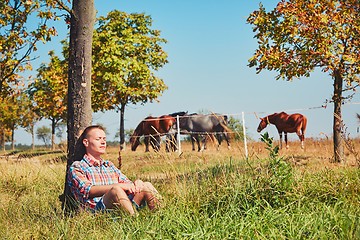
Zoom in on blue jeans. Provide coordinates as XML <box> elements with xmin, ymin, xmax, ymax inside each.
<box><xmin>94</xmin><ymin>194</ymin><xmax>146</xmax><ymax>212</ymax></box>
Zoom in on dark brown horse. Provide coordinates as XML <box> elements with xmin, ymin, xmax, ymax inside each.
<box><xmin>130</xmin><ymin>115</ymin><xmax>176</xmax><ymax>152</ymax></box>
<box><xmin>257</xmin><ymin>112</ymin><xmax>307</xmax><ymax>149</ymax></box>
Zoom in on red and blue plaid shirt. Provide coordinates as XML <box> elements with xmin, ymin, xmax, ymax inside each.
<box><xmin>68</xmin><ymin>154</ymin><xmax>132</xmax><ymax>210</ymax></box>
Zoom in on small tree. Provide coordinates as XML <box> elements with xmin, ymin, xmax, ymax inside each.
<box><xmin>0</xmin><ymin>93</ymin><xmax>24</xmax><ymax>150</ymax></box>
<box><xmin>92</xmin><ymin>10</ymin><xmax>168</xmax><ymax>150</ymax></box>
<box><xmin>115</xmin><ymin>128</ymin><xmax>134</xmax><ymax>145</ymax></box>
<box><xmin>247</xmin><ymin>0</ymin><xmax>360</xmax><ymax>162</ymax></box>
<box><xmin>55</xmin><ymin>121</ymin><xmax>66</xmax><ymax>143</ymax></box>
<box><xmin>28</xmin><ymin>51</ymin><xmax>67</xmax><ymax>150</ymax></box>
<box><xmin>36</xmin><ymin>126</ymin><xmax>51</xmax><ymax>147</ymax></box>
<box><xmin>0</xmin><ymin>96</ymin><xmax>13</xmax><ymax>151</ymax></box>
<box><xmin>227</xmin><ymin>116</ymin><xmax>245</xmax><ymax>141</ymax></box>
<box><xmin>20</xmin><ymin>93</ymin><xmax>40</xmax><ymax>150</ymax></box>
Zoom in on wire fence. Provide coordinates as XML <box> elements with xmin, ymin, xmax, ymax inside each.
<box><xmin>128</xmin><ymin>101</ymin><xmax>360</xmax><ymax>157</ymax></box>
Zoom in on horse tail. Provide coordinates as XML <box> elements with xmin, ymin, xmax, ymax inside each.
<box><xmin>301</xmin><ymin>115</ymin><xmax>307</xmax><ymax>135</ymax></box>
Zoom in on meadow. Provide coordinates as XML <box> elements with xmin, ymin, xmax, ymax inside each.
<box><xmin>0</xmin><ymin>136</ymin><xmax>359</xmax><ymax>239</ymax></box>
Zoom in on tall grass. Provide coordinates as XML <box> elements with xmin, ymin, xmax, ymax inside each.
<box><xmin>0</xmin><ymin>137</ymin><xmax>359</xmax><ymax>239</ymax></box>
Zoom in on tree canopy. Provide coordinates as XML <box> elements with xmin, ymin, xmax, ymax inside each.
<box><xmin>248</xmin><ymin>0</ymin><xmax>360</xmax><ymax>88</ymax></box>
<box><xmin>22</xmin><ymin>10</ymin><xmax>169</xmax><ymax>150</ymax></box>
<box><xmin>28</xmin><ymin>50</ymin><xmax>67</xmax><ymax>121</ymax></box>
<box><xmin>91</xmin><ymin>10</ymin><xmax>168</xmax><ymax>112</ymax></box>
<box><xmin>247</xmin><ymin>0</ymin><xmax>360</xmax><ymax>162</ymax></box>
<box><xmin>0</xmin><ymin>0</ymin><xmax>60</xmax><ymax>97</ymax></box>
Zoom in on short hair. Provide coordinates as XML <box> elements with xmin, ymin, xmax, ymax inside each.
<box><xmin>73</xmin><ymin>125</ymin><xmax>105</xmax><ymax>161</ymax></box>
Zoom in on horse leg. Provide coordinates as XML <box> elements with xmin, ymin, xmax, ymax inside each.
<box><xmin>212</xmin><ymin>133</ymin><xmax>223</xmax><ymax>151</ymax></box>
<box><xmin>301</xmin><ymin>117</ymin><xmax>307</xmax><ymax>149</ymax></box>
<box><xmin>151</xmin><ymin>136</ymin><xmax>160</xmax><ymax>152</ymax></box>
<box><xmin>203</xmin><ymin>135</ymin><xmax>208</xmax><ymax>150</ymax></box>
<box><xmin>155</xmin><ymin>136</ymin><xmax>161</xmax><ymax>152</ymax></box>
<box><xmin>166</xmin><ymin>134</ymin><xmax>177</xmax><ymax>152</ymax></box>
<box><xmin>279</xmin><ymin>132</ymin><xmax>283</xmax><ymax>149</ymax></box>
<box><xmin>301</xmin><ymin>134</ymin><xmax>305</xmax><ymax>149</ymax></box>
<box><xmin>165</xmin><ymin>134</ymin><xmax>171</xmax><ymax>152</ymax></box>
<box><xmin>216</xmin><ymin>134</ymin><xmax>221</xmax><ymax>151</ymax></box>
<box><xmin>165</xmin><ymin>137</ymin><xmax>170</xmax><ymax>152</ymax></box>
<box><xmin>200</xmin><ymin>135</ymin><xmax>206</xmax><ymax>151</ymax></box>
<box><xmin>214</xmin><ymin>134</ymin><xmax>220</xmax><ymax>150</ymax></box>
<box><xmin>223</xmin><ymin>132</ymin><xmax>231</xmax><ymax>149</ymax></box>
<box><xmin>285</xmin><ymin>132</ymin><xmax>289</xmax><ymax>149</ymax></box>
<box><xmin>192</xmin><ymin>134</ymin><xmax>202</xmax><ymax>152</ymax></box>
<box><xmin>144</xmin><ymin>136</ymin><xmax>150</xmax><ymax>152</ymax></box>
<box><xmin>297</xmin><ymin>130</ymin><xmax>304</xmax><ymax>149</ymax></box>
<box><xmin>197</xmin><ymin>135</ymin><xmax>202</xmax><ymax>152</ymax></box>
<box><xmin>191</xmin><ymin>135</ymin><xmax>196</xmax><ymax>151</ymax></box>
<box><xmin>172</xmin><ymin>133</ymin><xmax>178</xmax><ymax>151</ymax></box>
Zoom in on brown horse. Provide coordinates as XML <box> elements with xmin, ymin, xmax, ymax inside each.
<box><xmin>130</xmin><ymin>115</ymin><xmax>176</xmax><ymax>152</ymax></box>
<box><xmin>257</xmin><ymin>112</ymin><xmax>307</xmax><ymax>149</ymax></box>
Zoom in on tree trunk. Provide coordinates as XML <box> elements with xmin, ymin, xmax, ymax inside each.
<box><xmin>11</xmin><ymin>128</ymin><xmax>14</xmax><ymax>150</ymax></box>
<box><xmin>61</xmin><ymin>0</ymin><xmax>95</xmax><ymax>213</ymax></box>
<box><xmin>31</xmin><ymin>124</ymin><xmax>35</xmax><ymax>150</ymax></box>
<box><xmin>332</xmin><ymin>70</ymin><xmax>344</xmax><ymax>163</ymax></box>
<box><xmin>1</xmin><ymin>131</ymin><xmax>4</xmax><ymax>151</ymax></box>
<box><xmin>51</xmin><ymin>118</ymin><xmax>56</xmax><ymax>151</ymax></box>
<box><xmin>119</xmin><ymin>103</ymin><xmax>126</xmax><ymax>151</ymax></box>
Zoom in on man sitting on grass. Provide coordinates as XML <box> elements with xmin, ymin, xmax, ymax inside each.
<box><xmin>67</xmin><ymin>125</ymin><xmax>161</xmax><ymax>215</ymax></box>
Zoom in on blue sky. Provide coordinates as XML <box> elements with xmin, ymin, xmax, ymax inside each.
<box><xmin>16</xmin><ymin>0</ymin><xmax>360</xmax><ymax>145</ymax></box>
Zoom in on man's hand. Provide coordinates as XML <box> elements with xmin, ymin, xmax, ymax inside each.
<box><xmin>134</xmin><ymin>179</ymin><xmax>145</xmax><ymax>193</ymax></box>
<box><xmin>119</xmin><ymin>182</ymin><xmax>137</xmax><ymax>194</ymax></box>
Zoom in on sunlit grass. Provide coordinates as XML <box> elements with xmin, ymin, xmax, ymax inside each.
<box><xmin>0</xmin><ymin>139</ymin><xmax>359</xmax><ymax>239</ymax></box>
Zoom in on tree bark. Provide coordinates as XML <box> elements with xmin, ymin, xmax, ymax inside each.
<box><xmin>51</xmin><ymin>118</ymin><xmax>56</xmax><ymax>151</ymax></box>
<box><xmin>119</xmin><ymin>103</ymin><xmax>126</xmax><ymax>151</ymax></box>
<box><xmin>1</xmin><ymin>131</ymin><xmax>4</xmax><ymax>151</ymax></box>
<box><xmin>332</xmin><ymin>70</ymin><xmax>344</xmax><ymax>163</ymax></box>
<box><xmin>31</xmin><ymin>125</ymin><xmax>35</xmax><ymax>150</ymax></box>
<box><xmin>11</xmin><ymin>128</ymin><xmax>14</xmax><ymax>150</ymax></box>
<box><xmin>61</xmin><ymin>0</ymin><xmax>95</xmax><ymax>213</ymax></box>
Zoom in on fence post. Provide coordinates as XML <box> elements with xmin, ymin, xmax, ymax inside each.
<box><xmin>177</xmin><ymin>115</ymin><xmax>182</xmax><ymax>154</ymax></box>
<box><xmin>242</xmin><ymin>111</ymin><xmax>248</xmax><ymax>159</ymax></box>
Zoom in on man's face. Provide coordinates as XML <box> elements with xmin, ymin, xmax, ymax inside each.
<box><xmin>83</xmin><ymin>128</ymin><xmax>107</xmax><ymax>156</ymax></box>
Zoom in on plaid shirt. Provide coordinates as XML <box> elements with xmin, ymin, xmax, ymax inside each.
<box><xmin>68</xmin><ymin>154</ymin><xmax>132</xmax><ymax>210</ymax></box>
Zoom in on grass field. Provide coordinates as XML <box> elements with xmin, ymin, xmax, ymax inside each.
<box><xmin>0</xmin><ymin>136</ymin><xmax>359</xmax><ymax>239</ymax></box>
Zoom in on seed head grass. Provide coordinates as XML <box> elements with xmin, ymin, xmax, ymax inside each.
<box><xmin>0</xmin><ymin>137</ymin><xmax>359</xmax><ymax>239</ymax></box>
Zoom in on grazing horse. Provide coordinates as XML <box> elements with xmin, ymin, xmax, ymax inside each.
<box><xmin>257</xmin><ymin>112</ymin><xmax>307</xmax><ymax>149</ymax></box>
<box><xmin>130</xmin><ymin>115</ymin><xmax>176</xmax><ymax>152</ymax></box>
<box><xmin>177</xmin><ymin>112</ymin><xmax>231</xmax><ymax>151</ymax></box>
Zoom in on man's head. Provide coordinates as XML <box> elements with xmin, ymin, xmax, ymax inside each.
<box><xmin>72</xmin><ymin>125</ymin><xmax>107</xmax><ymax>161</ymax></box>
<box><xmin>81</xmin><ymin>125</ymin><xmax>107</xmax><ymax>159</ymax></box>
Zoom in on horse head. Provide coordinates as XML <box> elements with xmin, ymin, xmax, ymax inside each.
<box><xmin>130</xmin><ymin>122</ymin><xmax>144</xmax><ymax>151</ymax></box>
<box><xmin>130</xmin><ymin>134</ymin><xmax>140</xmax><ymax>151</ymax></box>
<box><xmin>257</xmin><ymin>117</ymin><xmax>269</xmax><ymax>133</ymax></box>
